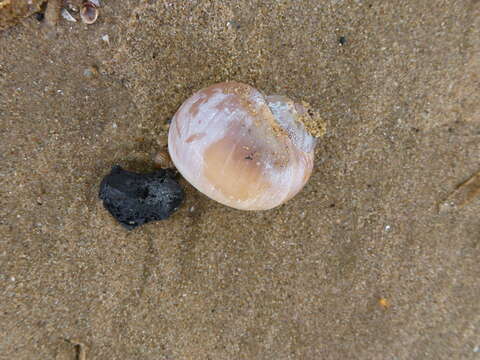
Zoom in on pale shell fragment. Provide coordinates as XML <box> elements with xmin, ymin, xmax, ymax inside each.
<box><xmin>61</xmin><ymin>8</ymin><xmax>77</xmax><ymax>22</ymax></box>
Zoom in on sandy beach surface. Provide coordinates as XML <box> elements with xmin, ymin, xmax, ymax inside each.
<box><xmin>1</xmin><ymin>1</ymin><xmax>479</xmax><ymax>359</ymax></box>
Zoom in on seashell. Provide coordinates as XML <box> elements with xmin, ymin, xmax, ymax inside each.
<box><xmin>168</xmin><ymin>82</ymin><xmax>325</xmax><ymax>210</ymax></box>
<box><xmin>61</xmin><ymin>8</ymin><xmax>77</xmax><ymax>22</ymax></box>
<box><xmin>80</xmin><ymin>1</ymin><xmax>98</xmax><ymax>25</ymax></box>
<box><xmin>153</xmin><ymin>148</ymin><xmax>174</xmax><ymax>169</ymax></box>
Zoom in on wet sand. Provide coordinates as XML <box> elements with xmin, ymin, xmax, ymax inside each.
<box><xmin>1</xmin><ymin>1</ymin><xmax>479</xmax><ymax>359</ymax></box>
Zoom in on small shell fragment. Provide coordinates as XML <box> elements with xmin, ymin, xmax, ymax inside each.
<box><xmin>153</xmin><ymin>149</ymin><xmax>174</xmax><ymax>169</ymax></box>
<box><xmin>378</xmin><ymin>298</ymin><xmax>390</xmax><ymax>309</ymax></box>
<box><xmin>438</xmin><ymin>169</ymin><xmax>480</xmax><ymax>214</ymax></box>
<box><xmin>61</xmin><ymin>8</ymin><xmax>77</xmax><ymax>22</ymax></box>
<box><xmin>83</xmin><ymin>65</ymin><xmax>99</xmax><ymax>78</ymax></box>
<box><xmin>80</xmin><ymin>1</ymin><xmax>98</xmax><ymax>25</ymax></box>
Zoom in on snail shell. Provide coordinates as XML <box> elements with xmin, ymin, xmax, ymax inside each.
<box><xmin>80</xmin><ymin>1</ymin><xmax>98</xmax><ymax>25</ymax></box>
<box><xmin>168</xmin><ymin>82</ymin><xmax>320</xmax><ymax>210</ymax></box>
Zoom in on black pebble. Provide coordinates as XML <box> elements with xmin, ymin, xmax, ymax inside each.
<box><xmin>99</xmin><ymin>165</ymin><xmax>184</xmax><ymax>230</ymax></box>
<box><xmin>338</xmin><ymin>36</ymin><xmax>347</xmax><ymax>46</ymax></box>
<box><xmin>34</xmin><ymin>12</ymin><xmax>45</xmax><ymax>21</ymax></box>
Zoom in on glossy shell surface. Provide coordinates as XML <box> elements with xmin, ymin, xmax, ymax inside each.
<box><xmin>168</xmin><ymin>82</ymin><xmax>316</xmax><ymax>210</ymax></box>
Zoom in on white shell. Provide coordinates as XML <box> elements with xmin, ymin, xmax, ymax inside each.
<box><xmin>168</xmin><ymin>82</ymin><xmax>316</xmax><ymax>210</ymax></box>
<box><xmin>61</xmin><ymin>8</ymin><xmax>77</xmax><ymax>22</ymax></box>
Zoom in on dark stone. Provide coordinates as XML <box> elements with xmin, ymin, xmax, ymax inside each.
<box><xmin>338</xmin><ymin>36</ymin><xmax>347</xmax><ymax>46</ymax></box>
<box><xmin>99</xmin><ymin>165</ymin><xmax>184</xmax><ymax>230</ymax></box>
<box><xmin>34</xmin><ymin>12</ymin><xmax>45</xmax><ymax>21</ymax></box>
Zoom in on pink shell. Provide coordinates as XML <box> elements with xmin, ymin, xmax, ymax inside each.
<box><xmin>168</xmin><ymin>82</ymin><xmax>316</xmax><ymax>210</ymax></box>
